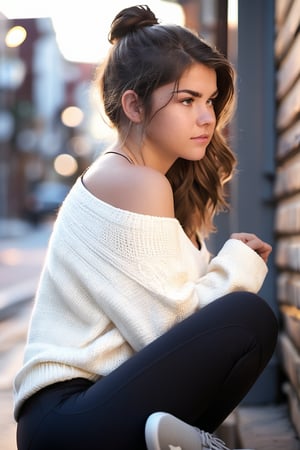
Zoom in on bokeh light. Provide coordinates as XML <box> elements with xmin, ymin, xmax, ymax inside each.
<box><xmin>5</xmin><ymin>26</ymin><xmax>27</xmax><ymax>48</ymax></box>
<box><xmin>61</xmin><ymin>106</ymin><xmax>84</xmax><ymax>128</ymax></box>
<box><xmin>54</xmin><ymin>154</ymin><xmax>78</xmax><ymax>177</ymax></box>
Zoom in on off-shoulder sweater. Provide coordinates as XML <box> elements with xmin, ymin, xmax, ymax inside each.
<box><xmin>13</xmin><ymin>176</ymin><xmax>268</xmax><ymax>419</ymax></box>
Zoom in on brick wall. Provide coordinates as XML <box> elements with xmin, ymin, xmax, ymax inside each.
<box><xmin>274</xmin><ymin>0</ymin><xmax>300</xmax><ymax>437</ymax></box>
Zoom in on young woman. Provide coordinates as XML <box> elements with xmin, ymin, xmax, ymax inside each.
<box><xmin>14</xmin><ymin>5</ymin><xmax>278</xmax><ymax>450</ymax></box>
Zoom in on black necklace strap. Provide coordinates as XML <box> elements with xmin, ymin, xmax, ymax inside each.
<box><xmin>104</xmin><ymin>151</ymin><xmax>134</xmax><ymax>164</ymax></box>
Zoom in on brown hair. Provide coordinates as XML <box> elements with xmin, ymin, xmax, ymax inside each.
<box><xmin>96</xmin><ymin>4</ymin><xmax>237</xmax><ymax>237</ymax></box>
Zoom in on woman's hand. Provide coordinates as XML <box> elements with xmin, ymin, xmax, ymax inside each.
<box><xmin>230</xmin><ymin>232</ymin><xmax>272</xmax><ymax>263</ymax></box>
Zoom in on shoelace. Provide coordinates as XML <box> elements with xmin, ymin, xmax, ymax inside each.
<box><xmin>196</xmin><ymin>428</ymin><xmax>230</xmax><ymax>450</ymax></box>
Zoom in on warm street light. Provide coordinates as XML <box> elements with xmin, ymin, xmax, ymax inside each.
<box><xmin>5</xmin><ymin>25</ymin><xmax>27</xmax><ymax>47</ymax></box>
<box><xmin>54</xmin><ymin>153</ymin><xmax>78</xmax><ymax>177</ymax></box>
<box><xmin>61</xmin><ymin>106</ymin><xmax>84</xmax><ymax>128</ymax></box>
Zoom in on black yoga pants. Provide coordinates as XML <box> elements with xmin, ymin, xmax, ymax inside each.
<box><xmin>17</xmin><ymin>291</ymin><xmax>278</xmax><ymax>450</ymax></box>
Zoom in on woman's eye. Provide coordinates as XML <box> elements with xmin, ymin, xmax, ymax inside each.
<box><xmin>207</xmin><ymin>97</ymin><xmax>217</xmax><ymax>106</ymax></box>
<box><xmin>181</xmin><ymin>98</ymin><xmax>193</xmax><ymax>106</ymax></box>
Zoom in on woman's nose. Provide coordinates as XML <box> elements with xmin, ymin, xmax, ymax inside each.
<box><xmin>196</xmin><ymin>107</ymin><xmax>215</xmax><ymax>126</ymax></box>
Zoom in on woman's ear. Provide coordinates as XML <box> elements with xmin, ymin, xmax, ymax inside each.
<box><xmin>121</xmin><ymin>90</ymin><xmax>144</xmax><ymax>123</ymax></box>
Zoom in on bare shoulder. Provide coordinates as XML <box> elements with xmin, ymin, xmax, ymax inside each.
<box><xmin>127</xmin><ymin>166</ymin><xmax>175</xmax><ymax>217</ymax></box>
<box><xmin>83</xmin><ymin>160</ymin><xmax>175</xmax><ymax>218</ymax></box>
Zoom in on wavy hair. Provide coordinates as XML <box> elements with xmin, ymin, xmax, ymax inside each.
<box><xmin>95</xmin><ymin>5</ymin><xmax>237</xmax><ymax>237</ymax></box>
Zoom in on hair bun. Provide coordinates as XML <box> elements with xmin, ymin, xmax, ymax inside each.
<box><xmin>109</xmin><ymin>5</ymin><xmax>159</xmax><ymax>44</ymax></box>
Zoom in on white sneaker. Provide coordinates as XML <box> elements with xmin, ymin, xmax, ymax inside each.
<box><xmin>145</xmin><ymin>411</ymin><xmax>231</xmax><ymax>450</ymax></box>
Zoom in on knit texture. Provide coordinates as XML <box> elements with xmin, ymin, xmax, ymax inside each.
<box><xmin>13</xmin><ymin>177</ymin><xmax>268</xmax><ymax>419</ymax></box>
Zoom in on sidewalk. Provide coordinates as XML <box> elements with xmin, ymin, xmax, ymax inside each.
<box><xmin>0</xmin><ymin>301</ymin><xmax>33</xmax><ymax>450</ymax></box>
<box><xmin>0</xmin><ymin>219</ymin><xmax>52</xmax><ymax>450</ymax></box>
<box><xmin>0</xmin><ymin>219</ymin><xmax>52</xmax><ymax>317</ymax></box>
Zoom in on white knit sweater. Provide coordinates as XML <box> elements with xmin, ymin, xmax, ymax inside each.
<box><xmin>13</xmin><ymin>177</ymin><xmax>268</xmax><ymax>419</ymax></box>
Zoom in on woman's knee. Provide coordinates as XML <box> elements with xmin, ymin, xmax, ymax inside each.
<box><xmin>229</xmin><ymin>291</ymin><xmax>278</xmax><ymax>353</ymax></box>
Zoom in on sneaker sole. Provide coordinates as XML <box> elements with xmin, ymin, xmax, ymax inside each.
<box><xmin>145</xmin><ymin>412</ymin><xmax>203</xmax><ymax>450</ymax></box>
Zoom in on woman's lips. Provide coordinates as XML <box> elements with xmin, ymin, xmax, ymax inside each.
<box><xmin>191</xmin><ymin>134</ymin><xmax>210</xmax><ymax>143</ymax></box>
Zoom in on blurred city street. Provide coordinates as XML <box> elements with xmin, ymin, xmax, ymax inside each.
<box><xmin>0</xmin><ymin>219</ymin><xmax>52</xmax><ymax>450</ymax></box>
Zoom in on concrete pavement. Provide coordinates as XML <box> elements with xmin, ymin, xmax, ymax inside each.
<box><xmin>0</xmin><ymin>220</ymin><xmax>52</xmax><ymax>316</ymax></box>
<box><xmin>0</xmin><ymin>219</ymin><xmax>52</xmax><ymax>450</ymax></box>
<box><xmin>0</xmin><ymin>301</ymin><xmax>33</xmax><ymax>450</ymax></box>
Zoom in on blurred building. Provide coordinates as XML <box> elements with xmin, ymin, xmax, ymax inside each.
<box><xmin>0</xmin><ymin>16</ymin><xmax>99</xmax><ymax>221</ymax></box>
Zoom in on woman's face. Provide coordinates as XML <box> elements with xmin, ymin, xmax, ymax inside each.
<box><xmin>143</xmin><ymin>63</ymin><xmax>217</xmax><ymax>173</ymax></box>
